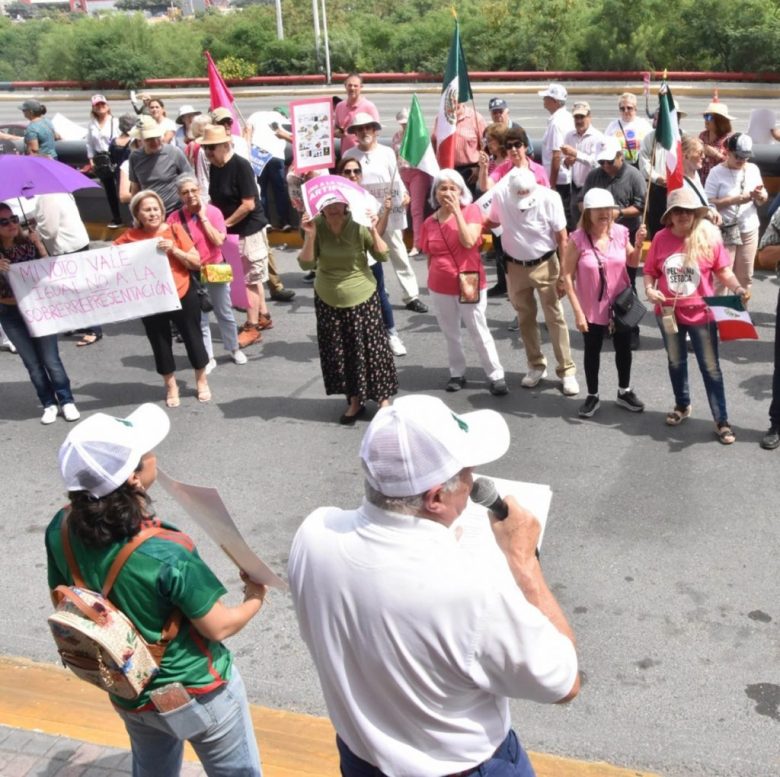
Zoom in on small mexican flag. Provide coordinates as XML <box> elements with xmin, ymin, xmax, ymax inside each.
<box><xmin>656</xmin><ymin>77</ymin><xmax>684</xmax><ymax>192</ymax></box>
<box><xmin>435</xmin><ymin>17</ymin><xmax>472</xmax><ymax>169</ymax></box>
<box><xmin>399</xmin><ymin>95</ymin><xmax>440</xmax><ymax>177</ymax></box>
<box><xmin>703</xmin><ymin>295</ymin><xmax>758</xmax><ymax>341</ymax></box>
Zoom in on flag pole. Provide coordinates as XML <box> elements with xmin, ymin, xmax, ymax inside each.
<box><xmin>641</xmin><ymin>135</ymin><xmax>657</xmax><ymax>225</ymax></box>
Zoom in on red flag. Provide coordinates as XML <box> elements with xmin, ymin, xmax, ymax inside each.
<box><xmin>205</xmin><ymin>51</ymin><xmax>239</xmax><ymax>136</ymax></box>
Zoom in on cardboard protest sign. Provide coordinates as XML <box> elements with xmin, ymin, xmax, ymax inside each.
<box><xmin>290</xmin><ymin>98</ymin><xmax>335</xmax><ymax>174</ymax></box>
<box><xmin>302</xmin><ymin>175</ymin><xmax>380</xmax><ymax>228</ymax></box>
<box><xmin>8</xmin><ymin>240</ymin><xmax>181</xmax><ymax>337</ymax></box>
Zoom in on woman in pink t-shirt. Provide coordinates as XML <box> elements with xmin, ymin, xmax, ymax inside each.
<box><xmin>562</xmin><ymin>188</ymin><xmax>645</xmax><ymax>418</ymax></box>
<box><xmin>644</xmin><ymin>188</ymin><xmax>750</xmax><ymax>444</ymax></box>
<box><xmin>419</xmin><ymin>169</ymin><xmax>506</xmax><ymax>396</ymax></box>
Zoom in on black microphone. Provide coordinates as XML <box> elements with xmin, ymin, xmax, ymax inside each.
<box><xmin>470</xmin><ymin>477</ymin><xmax>508</xmax><ymax>520</ymax></box>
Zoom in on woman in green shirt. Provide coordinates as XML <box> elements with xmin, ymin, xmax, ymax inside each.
<box><xmin>299</xmin><ymin>201</ymin><xmax>398</xmax><ymax>424</ymax></box>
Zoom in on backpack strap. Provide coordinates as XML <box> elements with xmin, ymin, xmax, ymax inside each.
<box><xmin>60</xmin><ymin>514</ymin><xmax>182</xmax><ymax>660</ymax></box>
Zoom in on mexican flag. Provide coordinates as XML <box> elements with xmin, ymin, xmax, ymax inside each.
<box><xmin>399</xmin><ymin>95</ymin><xmax>440</xmax><ymax>177</ymax></box>
<box><xmin>435</xmin><ymin>19</ymin><xmax>472</xmax><ymax>169</ymax></box>
<box><xmin>703</xmin><ymin>295</ymin><xmax>758</xmax><ymax>341</ymax></box>
<box><xmin>656</xmin><ymin>79</ymin><xmax>683</xmax><ymax>191</ymax></box>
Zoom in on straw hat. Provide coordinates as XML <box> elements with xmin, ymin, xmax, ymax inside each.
<box><xmin>347</xmin><ymin>112</ymin><xmax>382</xmax><ymax>133</ymax></box>
<box><xmin>660</xmin><ymin>188</ymin><xmax>709</xmax><ymax>225</ymax></box>
<box><xmin>704</xmin><ymin>101</ymin><xmax>735</xmax><ymax>121</ymax></box>
<box><xmin>198</xmin><ymin>124</ymin><xmax>232</xmax><ymax>146</ymax></box>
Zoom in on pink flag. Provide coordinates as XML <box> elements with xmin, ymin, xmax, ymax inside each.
<box><xmin>205</xmin><ymin>51</ymin><xmax>239</xmax><ymax>135</ymax></box>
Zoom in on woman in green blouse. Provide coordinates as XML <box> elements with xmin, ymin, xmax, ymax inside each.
<box><xmin>299</xmin><ymin>201</ymin><xmax>398</xmax><ymax>424</ymax></box>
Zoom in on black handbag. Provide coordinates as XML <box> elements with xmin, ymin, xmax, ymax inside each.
<box><xmin>176</xmin><ymin>209</ymin><xmax>213</xmax><ymax>313</ymax></box>
<box><xmin>611</xmin><ymin>285</ymin><xmax>647</xmax><ymax>332</ymax></box>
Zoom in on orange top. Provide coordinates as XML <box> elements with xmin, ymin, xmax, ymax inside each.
<box><xmin>113</xmin><ymin>224</ymin><xmax>193</xmax><ymax>299</ymax></box>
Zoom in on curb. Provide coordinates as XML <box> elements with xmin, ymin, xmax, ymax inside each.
<box><xmin>0</xmin><ymin>656</ymin><xmax>661</xmax><ymax>776</ymax></box>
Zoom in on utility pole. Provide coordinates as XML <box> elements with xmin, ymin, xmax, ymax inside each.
<box><xmin>312</xmin><ymin>0</ymin><xmax>322</xmax><ymax>71</ymax></box>
<box><xmin>275</xmin><ymin>0</ymin><xmax>283</xmax><ymax>40</ymax></box>
<box><xmin>321</xmin><ymin>0</ymin><xmax>332</xmax><ymax>85</ymax></box>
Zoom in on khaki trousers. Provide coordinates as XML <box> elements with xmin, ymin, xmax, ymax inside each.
<box><xmin>506</xmin><ymin>253</ymin><xmax>576</xmax><ymax>378</ymax></box>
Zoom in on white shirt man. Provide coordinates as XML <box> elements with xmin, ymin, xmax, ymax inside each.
<box><xmin>538</xmin><ymin>83</ymin><xmax>574</xmax><ymax>188</ymax></box>
<box><xmin>343</xmin><ymin>112</ymin><xmax>427</xmax><ymax>312</ymax></box>
<box><xmin>560</xmin><ymin>100</ymin><xmax>603</xmax><ymax>228</ymax></box>
<box><xmin>488</xmin><ymin>167</ymin><xmax>578</xmax><ymax>395</ymax></box>
<box><xmin>289</xmin><ymin>394</ymin><xmax>579</xmax><ymax>777</ymax></box>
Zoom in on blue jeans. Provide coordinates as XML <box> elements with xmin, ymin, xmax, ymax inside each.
<box><xmin>337</xmin><ymin>729</ymin><xmax>535</xmax><ymax>777</ymax></box>
<box><xmin>370</xmin><ymin>262</ymin><xmax>395</xmax><ymax>331</ymax></box>
<box><xmin>656</xmin><ymin>316</ymin><xmax>728</xmax><ymax>424</ymax></box>
<box><xmin>115</xmin><ymin>667</ymin><xmax>262</xmax><ymax>777</ymax></box>
<box><xmin>0</xmin><ymin>303</ymin><xmax>74</xmax><ymax>408</ymax></box>
<box><xmin>200</xmin><ymin>280</ymin><xmax>239</xmax><ymax>357</ymax></box>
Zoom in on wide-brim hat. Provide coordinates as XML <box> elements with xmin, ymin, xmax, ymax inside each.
<box><xmin>660</xmin><ymin>188</ymin><xmax>709</xmax><ymax>225</ymax></box>
<box><xmin>176</xmin><ymin>105</ymin><xmax>201</xmax><ymax>124</ymax></box>
<box><xmin>198</xmin><ymin>124</ymin><xmax>232</xmax><ymax>146</ymax></box>
<box><xmin>59</xmin><ymin>404</ymin><xmax>170</xmax><ymax>499</ymax></box>
<box><xmin>347</xmin><ymin>112</ymin><xmax>382</xmax><ymax>133</ymax></box>
<box><xmin>360</xmin><ymin>394</ymin><xmax>510</xmax><ymax>497</ymax></box>
<box><xmin>704</xmin><ymin>101</ymin><xmax>735</xmax><ymax>121</ymax></box>
<box><xmin>131</xmin><ymin>116</ymin><xmax>164</xmax><ymax>140</ymax></box>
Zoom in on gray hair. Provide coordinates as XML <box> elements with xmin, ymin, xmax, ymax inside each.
<box><xmin>364</xmin><ymin>471</ymin><xmax>463</xmax><ymax>515</ymax></box>
<box><xmin>175</xmin><ymin>173</ymin><xmax>199</xmax><ymax>193</ymax></box>
<box><xmin>429</xmin><ymin>168</ymin><xmax>473</xmax><ymax>209</ymax></box>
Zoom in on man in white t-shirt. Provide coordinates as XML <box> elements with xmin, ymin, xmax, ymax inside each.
<box><xmin>343</xmin><ymin>112</ymin><xmax>428</xmax><ymax>313</ymax></box>
<box><xmin>488</xmin><ymin>167</ymin><xmax>578</xmax><ymax>395</ymax></box>
<box><xmin>288</xmin><ymin>394</ymin><xmax>580</xmax><ymax>777</ymax></box>
<box><xmin>538</xmin><ymin>83</ymin><xmax>575</xmax><ymax>221</ymax></box>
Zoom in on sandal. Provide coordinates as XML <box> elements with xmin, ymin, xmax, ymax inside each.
<box><xmin>716</xmin><ymin>423</ymin><xmax>735</xmax><ymax>445</ymax></box>
<box><xmin>197</xmin><ymin>385</ymin><xmax>212</xmax><ymax>403</ymax></box>
<box><xmin>165</xmin><ymin>384</ymin><xmax>180</xmax><ymax>408</ymax></box>
<box><xmin>76</xmin><ymin>333</ymin><xmax>102</xmax><ymax>347</ymax></box>
<box><xmin>665</xmin><ymin>405</ymin><xmax>692</xmax><ymax>426</ymax></box>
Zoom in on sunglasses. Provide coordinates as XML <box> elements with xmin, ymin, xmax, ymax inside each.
<box><xmin>669</xmin><ymin>207</ymin><xmax>694</xmax><ymax>217</ymax></box>
<box><xmin>341</xmin><ymin>168</ymin><xmax>361</xmax><ymax>176</ymax></box>
<box><xmin>505</xmin><ymin>140</ymin><xmax>526</xmax><ymax>149</ymax></box>
<box><xmin>0</xmin><ymin>215</ymin><xmax>20</xmax><ymax>227</ymax></box>
<box><xmin>703</xmin><ymin>113</ymin><xmax>714</xmax><ymax>121</ymax></box>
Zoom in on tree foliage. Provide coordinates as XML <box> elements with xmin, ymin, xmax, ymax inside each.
<box><xmin>1</xmin><ymin>0</ymin><xmax>779</xmax><ymax>86</ymax></box>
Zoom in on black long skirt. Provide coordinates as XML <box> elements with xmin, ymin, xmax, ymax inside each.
<box><xmin>315</xmin><ymin>291</ymin><xmax>398</xmax><ymax>404</ymax></box>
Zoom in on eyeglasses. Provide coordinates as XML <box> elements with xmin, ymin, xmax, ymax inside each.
<box><xmin>619</xmin><ymin>105</ymin><xmax>635</xmax><ymax>112</ymax></box>
<box><xmin>669</xmin><ymin>207</ymin><xmax>693</xmax><ymax>217</ymax></box>
<box><xmin>341</xmin><ymin>168</ymin><xmax>361</xmax><ymax>176</ymax></box>
<box><xmin>703</xmin><ymin>113</ymin><xmax>714</xmax><ymax>121</ymax></box>
<box><xmin>0</xmin><ymin>215</ymin><xmax>20</xmax><ymax>227</ymax></box>
<box><xmin>202</xmin><ymin>146</ymin><xmax>217</xmax><ymax>154</ymax></box>
<box><xmin>505</xmin><ymin>140</ymin><xmax>525</xmax><ymax>149</ymax></box>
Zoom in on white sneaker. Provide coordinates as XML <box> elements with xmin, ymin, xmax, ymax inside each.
<box><xmin>205</xmin><ymin>358</ymin><xmax>217</xmax><ymax>375</ymax></box>
<box><xmin>41</xmin><ymin>406</ymin><xmax>58</xmax><ymax>425</ymax></box>
<box><xmin>561</xmin><ymin>375</ymin><xmax>580</xmax><ymax>396</ymax></box>
<box><xmin>387</xmin><ymin>332</ymin><xmax>407</xmax><ymax>357</ymax></box>
<box><xmin>62</xmin><ymin>403</ymin><xmax>81</xmax><ymax>422</ymax></box>
<box><xmin>231</xmin><ymin>349</ymin><xmax>248</xmax><ymax>365</ymax></box>
<box><xmin>408</xmin><ymin>246</ymin><xmax>421</xmax><ymax>257</ymax></box>
<box><xmin>1</xmin><ymin>341</ymin><xmax>16</xmax><ymax>353</ymax></box>
<box><xmin>521</xmin><ymin>368</ymin><xmax>547</xmax><ymax>388</ymax></box>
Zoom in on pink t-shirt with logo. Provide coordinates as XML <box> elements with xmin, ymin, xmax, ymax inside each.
<box><xmin>420</xmin><ymin>204</ymin><xmax>485</xmax><ymax>296</ymax></box>
<box><xmin>643</xmin><ymin>227</ymin><xmax>730</xmax><ymax>326</ymax></box>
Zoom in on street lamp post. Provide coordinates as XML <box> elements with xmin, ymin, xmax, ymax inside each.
<box><xmin>321</xmin><ymin>0</ymin><xmax>332</xmax><ymax>85</ymax></box>
<box><xmin>275</xmin><ymin>0</ymin><xmax>283</xmax><ymax>40</ymax></box>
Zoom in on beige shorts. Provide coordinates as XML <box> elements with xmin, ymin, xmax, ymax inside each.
<box><xmin>239</xmin><ymin>229</ymin><xmax>270</xmax><ymax>285</ymax></box>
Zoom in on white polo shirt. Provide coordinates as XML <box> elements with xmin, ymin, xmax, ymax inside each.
<box><xmin>288</xmin><ymin>500</ymin><xmax>577</xmax><ymax>777</ymax></box>
<box><xmin>563</xmin><ymin>124</ymin><xmax>604</xmax><ymax>188</ymax></box>
<box><xmin>488</xmin><ymin>186</ymin><xmax>567</xmax><ymax>263</ymax></box>
<box><xmin>541</xmin><ymin>106</ymin><xmax>575</xmax><ymax>186</ymax></box>
<box><xmin>343</xmin><ymin>144</ymin><xmax>409</xmax><ymax>231</ymax></box>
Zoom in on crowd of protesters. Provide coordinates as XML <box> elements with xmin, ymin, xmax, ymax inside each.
<box><xmin>1</xmin><ymin>80</ymin><xmax>779</xmax><ymax>449</ymax></box>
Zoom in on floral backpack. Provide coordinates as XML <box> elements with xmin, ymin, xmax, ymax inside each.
<box><xmin>48</xmin><ymin>516</ymin><xmax>181</xmax><ymax>700</ymax></box>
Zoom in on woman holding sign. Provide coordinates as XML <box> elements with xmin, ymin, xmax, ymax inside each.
<box><xmin>0</xmin><ymin>202</ymin><xmax>80</xmax><ymax>424</ymax></box>
<box><xmin>299</xmin><ymin>194</ymin><xmax>398</xmax><ymax>424</ymax></box>
<box><xmin>114</xmin><ymin>190</ymin><xmax>210</xmax><ymax>407</ymax></box>
<box><xmin>48</xmin><ymin>402</ymin><xmax>266</xmax><ymax>776</ymax></box>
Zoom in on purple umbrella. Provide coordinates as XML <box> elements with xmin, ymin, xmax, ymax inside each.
<box><xmin>0</xmin><ymin>154</ymin><xmax>101</xmax><ymax>225</ymax></box>
<box><xmin>0</xmin><ymin>154</ymin><xmax>100</xmax><ymax>201</ymax></box>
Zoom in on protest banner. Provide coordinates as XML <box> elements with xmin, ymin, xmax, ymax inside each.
<box><xmin>302</xmin><ymin>175</ymin><xmax>380</xmax><ymax>228</ymax></box>
<box><xmin>7</xmin><ymin>240</ymin><xmax>181</xmax><ymax>337</ymax></box>
<box><xmin>290</xmin><ymin>98</ymin><xmax>334</xmax><ymax>173</ymax></box>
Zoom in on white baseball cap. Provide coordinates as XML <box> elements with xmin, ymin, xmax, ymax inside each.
<box><xmin>595</xmin><ymin>136</ymin><xmax>622</xmax><ymax>163</ymax></box>
<box><xmin>582</xmin><ymin>188</ymin><xmax>618</xmax><ymax>211</ymax></box>
<box><xmin>537</xmin><ymin>83</ymin><xmax>567</xmax><ymax>102</ymax></box>
<box><xmin>59</xmin><ymin>404</ymin><xmax>170</xmax><ymax>498</ymax></box>
<box><xmin>507</xmin><ymin>167</ymin><xmax>538</xmax><ymax>210</ymax></box>
<box><xmin>359</xmin><ymin>395</ymin><xmax>510</xmax><ymax>497</ymax></box>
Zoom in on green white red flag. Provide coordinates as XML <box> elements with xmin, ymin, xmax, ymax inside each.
<box><xmin>399</xmin><ymin>95</ymin><xmax>439</xmax><ymax>177</ymax></box>
<box><xmin>435</xmin><ymin>18</ymin><xmax>472</xmax><ymax>169</ymax></box>
<box><xmin>703</xmin><ymin>295</ymin><xmax>758</xmax><ymax>341</ymax></box>
<box><xmin>656</xmin><ymin>79</ymin><xmax>683</xmax><ymax>191</ymax></box>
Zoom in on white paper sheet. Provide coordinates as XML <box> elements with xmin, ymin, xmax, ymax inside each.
<box><xmin>156</xmin><ymin>470</ymin><xmax>287</xmax><ymax>590</ymax></box>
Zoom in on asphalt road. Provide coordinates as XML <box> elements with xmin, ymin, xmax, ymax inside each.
<box><xmin>1</xmin><ymin>237</ymin><xmax>778</xmax><ymax>776</ymax></box>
